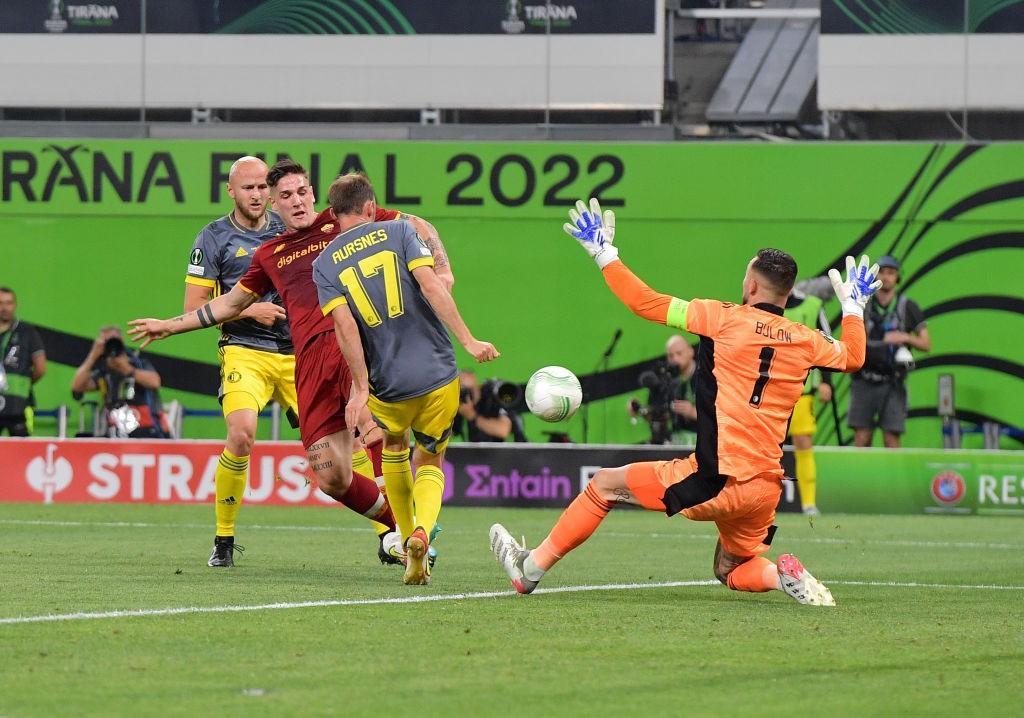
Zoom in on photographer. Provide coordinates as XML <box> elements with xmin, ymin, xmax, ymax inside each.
<box><xmin>0</xmin><ymin>287</ymin><xmax>47</xmax><ymax>436</ymax></box>
<box><xmin>848</xmin><ymin>256</ymin><xmax>930</xmax><ymax>448</ymax></box>
<box><xmin>71</xmin><ymin>326</ymin><xmax>169</xmax><ymax>439</ymax></box>
<box><xmin>454</xmin><ymin>369</ymin><xmax>523</xmax><ymax>442</ymax></box>
<box><xmin>628</xmin><ymin>335</ymin><xmax>697</xmax><ymax>445</ymax></box>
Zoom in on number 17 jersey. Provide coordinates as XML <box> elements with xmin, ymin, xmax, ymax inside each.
<box><xmin>312</xmin><ymin>219</ymin><xmax>457</xmax><ymax>403</ymax></box>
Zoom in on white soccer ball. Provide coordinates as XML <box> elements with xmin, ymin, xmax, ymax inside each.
<box><xmin>525</xmin><ymin>366</ymin><xmax>583</xmax><ymax>423</ymax></box>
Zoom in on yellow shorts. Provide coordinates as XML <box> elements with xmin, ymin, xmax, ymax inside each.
<box><xmin>369</xmin><ymin>378</ymin><xmax>459</xmax><ymax>455</ymax></box>
<box><xmin>218</xmin><ymin>345</ymin><xmax>298</xmax><ymax>417</ymax></box>
<box><xmin>789</xmin><ymin>394</ymin><xmax>817</xmax><ymax>437</ymax></box>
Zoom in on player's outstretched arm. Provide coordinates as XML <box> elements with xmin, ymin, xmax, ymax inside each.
<box><xmin>184</xmin><ymin>283</ymin><xmax>285</xmax><ymax>327</ymax></box>
<box><xmin>128</xmin><ymin>285</ymin><xmax>258</xmax><ymax>348</ymax></box>
<box><xmin>563</xmin><ymin>198</ymin><xmax>689</xmax><ymax>330</ymax></box>
<box><xmin>329</xmin><ymin>304</ymin><xmax>372</xmax><ymax>430</ymax></box>
<box><xmin>406</xmin><ymin>215</ymin><xmax>454</xmax><ymax>292</ymax></box>
<box><xmin>412</xmin><ymin>266</ymin><xmax>499</xmax><ymax>363</ymax></box>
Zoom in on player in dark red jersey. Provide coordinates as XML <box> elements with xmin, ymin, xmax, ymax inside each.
<box><xmin>128</xmin><ymin>160</ymin><xmax>427</xmax><ymax>547</ymax></box>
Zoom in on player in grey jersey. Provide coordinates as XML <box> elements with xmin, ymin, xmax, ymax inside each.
<box><xmin>184</xmin><ymin>156</ymin><xmax>298</xmax><ymax>567</ymax></box>
<box><xmin>314</xmin><ymin>172</ymin><xmax>499</xmax><ymax>584</ymax></box>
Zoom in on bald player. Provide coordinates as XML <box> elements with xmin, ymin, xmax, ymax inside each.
<box><xmin>490</xmin><ymin>198</ymin><xmax>880</xmax><ymax>606</ymax></box>
<box><xmin>185</xmin><ymin>156</ymin><xmax>295</xmax><ymax>567</ymax></box>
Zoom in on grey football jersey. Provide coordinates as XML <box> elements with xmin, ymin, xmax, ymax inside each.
<box><xmin>312</xmin><ymin>219</ymin><xmax>456</xmax><ymax>402</ymax></box>
<box><xmin>186</xmin><ymin>211</ymin><xmax>293</xmax><ymax>354</ymax></box>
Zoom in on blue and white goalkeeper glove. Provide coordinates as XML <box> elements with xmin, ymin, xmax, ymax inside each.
<box><xmin>563</xmin><ymin>198</ymin><xmax>618</xmax><ymax>269</ymax></box>
<box><xmin>829</xmin><ymin>255</ymin><xmax>882</xmax><ymax>319</ymax></box>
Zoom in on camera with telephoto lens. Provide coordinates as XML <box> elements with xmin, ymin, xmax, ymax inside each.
<box><xmin>461</xmin><ymin>378</ymin><xmax>528</xmax><ymax>443</ymax></box>
<box><xmin>103</xmin><ymin>336</ymin><xmax>127</xmax><ymax>359</ymax></box>
<box><xmin>632</xmin><ymin>364</ymin><xmax>680</xmax><ymax>444</ymax></box>
<box><xmin>476</xmin><ymin>379</ymin><xmax>523</xmax><ymax>414</ymax></box>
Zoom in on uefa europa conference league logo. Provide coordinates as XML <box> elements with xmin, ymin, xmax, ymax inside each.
<box><xmin>501</xmin><ymin>1</ymin><xmax>580</xmax><ymax>33</ymax></box>
<box><xmin>45</xmin><ymin>1</ymin><xmax>121</xmax><ymax>33</ymax></box>
<box><xmin>25</xmin><ymin>443</ymin><xmax>74</xmax><ymax>503</ymax></box>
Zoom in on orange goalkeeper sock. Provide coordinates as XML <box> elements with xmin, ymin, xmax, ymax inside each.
<box><xmin>726</xmin><ymin>556</ymin><xmax>780</xmax><ymax>593</ymax></box>
<box><xmin>530</xmin><ymin>483</ymin><xmax>613</xmax><ymax>573</ymax></box>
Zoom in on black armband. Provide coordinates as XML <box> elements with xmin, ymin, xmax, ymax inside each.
<box><xmin>197</xmin><ymin>304</ymin><xmax>216</xmax><ymax>328</ymax></box>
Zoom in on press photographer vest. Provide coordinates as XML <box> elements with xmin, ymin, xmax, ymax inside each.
<box><xmin>862</xmin><ymin>293</ymin><xmax>910</xmax><ymax>378</ymax></box>
<box><xmin>0</xmin><ymin>320</ymin><xmax>41</xmax><ymax>418</ymax></box>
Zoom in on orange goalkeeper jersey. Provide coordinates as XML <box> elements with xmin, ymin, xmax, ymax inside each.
<box><xmin>602</xmin><ymin>260</ymin><xmax>865</xmax><ymax>482</ymax></box>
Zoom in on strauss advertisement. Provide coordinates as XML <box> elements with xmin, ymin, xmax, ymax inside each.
<box><xmin>7</xmin><ymin>439</ymin><xmax>326</xmax><ymax>506</ymax></box>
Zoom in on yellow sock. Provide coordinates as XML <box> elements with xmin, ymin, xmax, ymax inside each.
<box><xmin>382</xmin><ymin>449</ymin><xmax>415</xmax><ymax>541</ymax></box>
<box><xmin>353</xmin><ymin>448</ymin><xmax>389</xmax><ymax>536</ymax></box>
<box><xmin>215</xmin><ymin>449</ymin><xmax>248</xmax><ymax>537</ymax></box>
<box><xmin>795</xmin><ymin>448</ymin><xmax>817</xmax><ymax>510</ymax></box>
<box><xmin>352</xmin><ymin>448</ymin><xmax>373</xmax><ymax>477</ymax></box>
<box><xmin>413</xmin><ymin>465</ymin><xmax>445</xmax><ymax>539</ymax></box>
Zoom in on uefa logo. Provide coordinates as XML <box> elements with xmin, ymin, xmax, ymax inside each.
<box><xmin>930</xmin><ymin>471</ymin><xmax>966</xmax><ymax>506</ymax></box>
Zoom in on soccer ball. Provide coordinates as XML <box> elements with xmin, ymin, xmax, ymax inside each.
<box><xmin>525</xmin><ymin>366</ymin><xmax>583</xmax><ymax>422</ymax></box>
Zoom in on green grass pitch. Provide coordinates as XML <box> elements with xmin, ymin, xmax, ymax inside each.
<box><xmin>1</xmin><ymin>502</ymin><xmax>1022</xmax><ymax>716</ymax></box>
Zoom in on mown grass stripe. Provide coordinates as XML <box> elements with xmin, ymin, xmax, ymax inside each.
<box><xmin>2</xmin><ymin>519</ymin><xmax>1021</xmax><ymax>551</ymax></box>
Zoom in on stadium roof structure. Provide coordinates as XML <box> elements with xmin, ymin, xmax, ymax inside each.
<box><xmin>706</xmin><ymin>0</ymin><xmax>820</xmax><ymax>124</ymax></box>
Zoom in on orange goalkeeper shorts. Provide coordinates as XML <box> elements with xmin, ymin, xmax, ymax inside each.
<box><xmin>625</xmin><ymin>456</ymin><xmax>781</xmax><ymax>557</ymax></box>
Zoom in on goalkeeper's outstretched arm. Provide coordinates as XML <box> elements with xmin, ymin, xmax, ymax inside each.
<box><xmin>601</xmin><ymin>260</ymin><xmax>690</xmax><ymax>330</ymax></box>
<box><xmin>563</xmin><ymin>197</ymin><xmax>690</xmax><ymax>331</ymax></box>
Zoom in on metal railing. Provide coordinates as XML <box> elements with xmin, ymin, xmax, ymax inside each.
<box><xmin>33</xmin><ymin>406</ymin><xmax>69</xmax><ymax>439</ymax></box>
<box><xmin>68</xmin><ymin>400</ymin><xmax>283</xmax><ymax>440</ymax></box>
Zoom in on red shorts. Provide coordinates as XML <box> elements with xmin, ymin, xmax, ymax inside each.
<box><xmin>625</xmin><ymin>455</ymin><xmax>781</xmax><ymax>557</ymax></box>
<box><xmin>294</xmin><ymin>332</ymin><xmax>352</xmax><ymax>448</ymax></box>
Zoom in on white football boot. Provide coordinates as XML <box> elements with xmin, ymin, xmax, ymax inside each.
<box><xmin>489</xmin><ymin>523</ymin><xmax>538</xmax><ymax>595</ymax></box>
<box><xmin>777</xmin><ymin>554</ymin><xmax>836</xmax><ymax>606</ymax></box>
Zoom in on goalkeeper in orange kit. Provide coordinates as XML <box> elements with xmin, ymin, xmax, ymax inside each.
<box><xmin>490</xmin><ymin>199</ymin><xmax>881</xmax><ymax>606</ymax></box>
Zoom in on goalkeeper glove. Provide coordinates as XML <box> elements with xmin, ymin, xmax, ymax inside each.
<box><xmin>828</xmin><ymin>255</ymin><xmax>882</xmax><ymax>319</ymax></box>
<box><xmin>563</xmin><ymin>198</ymin><xmax>618</xmax><ymax>269</ymax></box>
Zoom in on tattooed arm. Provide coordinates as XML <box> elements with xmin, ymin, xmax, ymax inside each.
<box><xmin>406</xmin><ymin>215</ymin><xmax>454</xmax><ymax>292</ymax></box>
<box><xmin>128</xmin><ymin>284</ymin><xmax>258</xmax><ymax>348</ymax></box>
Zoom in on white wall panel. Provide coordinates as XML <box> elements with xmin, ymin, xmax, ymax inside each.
<box><xmin>0</xmin><ymin>32</ymin><xmax>663</xmax><ymax>110</ymax></box>
<box><xmin>820</xmin><ymin>34</ymin><xmax>1024</xmax><ymax>111</ymax></box>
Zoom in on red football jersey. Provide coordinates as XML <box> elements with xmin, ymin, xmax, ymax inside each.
<box><xmin>237</xmin><ymin>206</ymin><xmax>399</xmax><ymax>353</ymax></box>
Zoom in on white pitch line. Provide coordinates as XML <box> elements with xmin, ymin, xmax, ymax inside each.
<box><xmin>0</xmin><ymin>581</ymin><xmax>714</xmax><ymax>626</ymax></box>
<box><xmin>2</xmin><ymin>518</ymin><xmax>1020</xmax><ymax>551</ymax></box>
<box><xmin>833</xmin><ymin>580</ymin><xmax>1024</xmax><ymax>591</ymax></box>
<box><xmin>1</xmin><ymin>579</ymin><xmax>1022</xmax><ymax>627</ymax></box>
